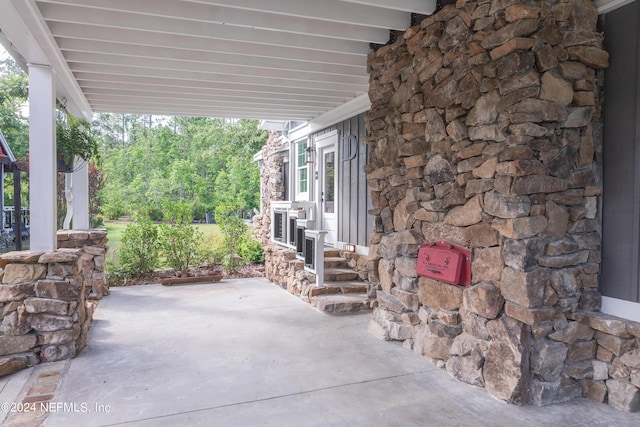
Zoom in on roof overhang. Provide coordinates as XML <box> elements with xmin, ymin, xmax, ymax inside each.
<box><xmin>0</xmin><ymin>0</ymin><xmax>437</xmax><ymax>122</ymax></box>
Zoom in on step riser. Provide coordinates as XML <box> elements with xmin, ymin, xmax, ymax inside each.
<box><xmin>325</xmin><ymin>272</ymin><xmax>359</xmax><ymax>281</ymax></box>
<box><xmin>324</xmin><ymin>259</ymin><xmax>347</xmax><ymax>269</ymax></box>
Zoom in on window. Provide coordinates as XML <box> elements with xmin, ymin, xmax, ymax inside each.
<box><xmin>296</xmin><ymin>140</ymin><xmax>308</xmax><ymax>197</ymax></box>
<box><xmin>282</xmin><ymin>159</ymin><xmax>289</xmax><ymax>201</ymax></box>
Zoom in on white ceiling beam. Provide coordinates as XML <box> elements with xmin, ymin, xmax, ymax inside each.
<box><xmin>79</xmin><ymin>82</ymin><xmax>349</xmax><ymax>104</ymax></box>
<box><xmin>49</xmin><ymin>22</ymin><xmax>367</xmax><ymax>66</ymax></box>
<box><xmin>56</xmin><ymin>38</ymin><xmax>366</xmax><ymax>77</ymax></box>
<box><xmin>82</xmin><ymin>88</ymin><xmax>339</xmax><ymax>108</ymax></box>
<box><xmin>88</xmin><ymin>100</ymin><xmax>324</xmax><ymax>114</ymax></box>
<box><xmin>69</xmin><ymin>64</ymin><xmax>368</xmax><ymax>92</ymax></box>
<box><xmin>38</xmin><ymin>4</ymin><xmax>370</xmax><ymax>55</ymax></box>
<box><xmin>74</xmin><ymin>74</ymin><xmax>360</xmax><ymax>99</ymax></box>
<box><xmin>37</xmin><ymin>0</ymin><xmax>389</xmax><ymax>43</ymax></box>
<box><xmin>63</xmin><ymin>53</ymin><xmax>369</xmax><ymax>85</ymax></box>
<box><xmin>183</xmin><ymin>0</ymin><xmax>410</xmax><ymax>30</ymax></box>
<box><xmin>338</xmin><ymin>0</ymin><xmax>436</xmax><ymax>14</ymax></box>
<box><xmin>89</xmin><ymin>100</ymin><xmax>323</xmax><ymax>116</ymax></box>
<box><xmin>91</xmin><ymin>105</ymin><xmax>315</xmax><ymax>120</ymax></box>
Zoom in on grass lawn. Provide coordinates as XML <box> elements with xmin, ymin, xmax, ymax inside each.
<box><xmin>105</xmin><ymin>221</ymin><xmax>221</xmax><ymax>255</ymax></box>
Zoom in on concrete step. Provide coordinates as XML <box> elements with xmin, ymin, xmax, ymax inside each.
<box><xmin>311</xmin><ymin>294</ymin><xmax>371</xmax><ymax>314</ymax></box>
<box><xmin>324</xmin><ymin>256</ymin><xmax>348</xmax><ymax>269</ymax></box>
<box><xmin>308</xmin><ymin>281</ymin><xmax>368</xmax><ymax>297</ymax></box>
<box><xmin>324</xmin><ymin>268</ymin><xmax>359</xmax><ymax>282</ymax></box>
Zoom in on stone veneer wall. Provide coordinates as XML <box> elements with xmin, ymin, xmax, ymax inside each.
<box><xmin>365</xmin><ymin>0</ymin><xmax>639</xmax><ymax>411</ymax></box>
<box><xmin>0</xmin><ymin>229</ymin><xmax>108</xmax><ymax>378</ymax></box>
<box><xmin>255</xmin><ymin>131</ymin><xmax>325</xmax><ymax>301</ymax></box>
<box><xmin>57</xmin><ymin>229</ymin><xmax>109</xmax><ymax>300</ymax></box>
<box><xmin>253</xmin><ymin>131</ymin><xmax>286</xmax><ymax>246</ymax></box>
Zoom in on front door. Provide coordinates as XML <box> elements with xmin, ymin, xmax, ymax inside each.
<box><xmin>318</xmin><ymin>135</ymin><xmax>338</xmax><ymax>246</ymax></box>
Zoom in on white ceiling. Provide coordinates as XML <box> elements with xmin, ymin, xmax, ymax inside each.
<box><xmin>0</xmin><ymin>0</ymin><xmax>436</xmax><ymax>122</ymax></box>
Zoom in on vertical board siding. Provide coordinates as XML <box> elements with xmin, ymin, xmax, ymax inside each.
<box><xmin>312</xmin><ymin>112</ymin><xmax>370</xmax><ymax>248</ymax></box>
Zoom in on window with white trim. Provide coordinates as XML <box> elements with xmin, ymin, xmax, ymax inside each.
<box><xmin>296</xmin><ymin>139</ymin><xmax>308</xmax><ymax>199</ymax></box>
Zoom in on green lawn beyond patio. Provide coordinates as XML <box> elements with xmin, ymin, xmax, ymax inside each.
<box><xmin>105</xmin><ymin>221</ymin><xmax>221</xmax><ymax>256</ymax></box>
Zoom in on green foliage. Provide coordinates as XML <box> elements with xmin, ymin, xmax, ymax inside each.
<box><xmin>57</xmin><ymin>114</ymin><xmax>100</xmax><ymax>167</ymax></box>
<box><xmin>162</xmin><ymin>200</ymin><xmax>193</xmax><ymax>224</ymax></box>
<box><xmin>97</xmin><ymin>116</ymin><xmax>267</xmax><ymax>220</ymax></box>
<box><xmin>105</xmin><ymin>249</ymin><xmax>129</xmax><ymax>286</ymax></box>
<box><xmin>197</xmin><ymin>232</ymin><xmax>226</xmax><ymax>266</ymax></box>
<box><xmin>216</xmin><ymin>204</ymin><xmax>248</xmax><ymax>271</ymax></box>
<box><xmin>0</xmin><ymin>63</ymin><xmax>28</xmax><ymax>160</ymax></box>
<box><xmin>117</xmin><ymin>219</ymin><xmax>160</xmax><ymax>275</ymax></box>
<box><xmin>92</xmin><ymin>214</ymin><xmax>104</xmax><ymax>228</ymax></box>
<box><xmin>102</xmin><ymin>199</ymin><xmax>126</xmax><ymax>220</ymax></box>
<box><xmin>158</xmin><ymin>222</ymin><xmax>202</xmax><ymax>271</ymax></box>
<box><xmin>238</xmin><ymin>235</ymin><xmax>264</xmax><ymax>263</ymax></box>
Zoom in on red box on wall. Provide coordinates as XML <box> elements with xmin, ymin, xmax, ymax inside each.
<box><xmin>416</xmin><ymin>241</ymin><xmax>471</xmax><ymax>287</ymax></box>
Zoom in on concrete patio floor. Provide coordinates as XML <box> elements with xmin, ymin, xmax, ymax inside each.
<box><xmin>2</xmin><ymin>278</ymin><xmax>639</xmax><ymax>426</ymax></box>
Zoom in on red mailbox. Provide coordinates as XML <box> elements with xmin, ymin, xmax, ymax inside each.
<box><xmin>416</xmin><ymin>241</ymin><xmax>471</xmax><ymax>287</ymax></box>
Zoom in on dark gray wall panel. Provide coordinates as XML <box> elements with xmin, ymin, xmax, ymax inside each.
<box><xmin>601</xmin><ymin>0</ymin><xmax>640</xmax><ymax>302</ymax></box>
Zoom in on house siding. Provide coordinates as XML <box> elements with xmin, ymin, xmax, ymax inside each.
<box><xmin>312</xmin><ymin>113</ymin><xmax>371</xmax><ymax>248</ymax></box>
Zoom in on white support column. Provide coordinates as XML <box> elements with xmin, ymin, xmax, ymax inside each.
<box><xmin>28</xmin><ymin>64</ymin><xmax>57</xmax><ymax>252</ymax></box>
<box><xmin>71</xmin><ymin>159</ymin><xmax>90</xmax><ymax>229</ymax></box>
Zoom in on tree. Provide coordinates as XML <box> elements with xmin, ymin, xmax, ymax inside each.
<box><xmin>96</xmin><ymin>115</ymin><xmax>267</xmax><ymax>220</ymax></box>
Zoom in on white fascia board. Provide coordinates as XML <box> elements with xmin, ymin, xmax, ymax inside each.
<box><xmin>596</xmin><ymin>0</ymin><xmax>637</xmax><ymax>14</ymax></box>
<box><xmin>0</xmin><ymin>0</ymin><xmax>92</xmax><ymax>120</ymax></box>
<box><xmin>259</xmin><ymin>120</ymin><xmax>286</xmax><ymax>131</ymax></box>
<box><xmin>289</xmin><ymin>93</ymin><xmax>370</xmax><ymax>141</ymax></box>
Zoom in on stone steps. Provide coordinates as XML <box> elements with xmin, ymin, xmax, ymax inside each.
<box><xmin>311</xmin><ymin>293</ymin><xmax>371</xmax><ymax>314</ymax></box>
<box><xmin>308</xmin><ymin>281</ymin><xmax>368</xmax><ymax>297</ymax></box>
<box><xmin>324</xmin><ymin>256</ymin><xmax>348</xmax><ymax>269</ymax></box>
<box><xmin>324</xmin><ymin>249</ymin><xmax>341</xmax><ymax>258</ymax></box>
<box><xmin>324</xmin><ymin>268</ymin><xmax>359</xmax><ymax>282</ymax></box>
<box><xmin>308</xmin><ymin>251</ymin><xmax>371</xmax><ymax>314</ymax></box>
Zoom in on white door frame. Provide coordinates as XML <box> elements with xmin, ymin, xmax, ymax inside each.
<box><xmin>315</xmin><ymin>130</ymin><xmax>339</xmax><ymax>247</ymax></box>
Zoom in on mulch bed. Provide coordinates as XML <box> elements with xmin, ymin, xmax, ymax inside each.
<box><xmin>115</xmin><ymin>263</ymin><xmax>265</xmax><ymax>287</ymax></box>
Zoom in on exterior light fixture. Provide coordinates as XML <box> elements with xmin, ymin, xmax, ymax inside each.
<box><xmin>305</xmin><ymin>145</ymin><xmax>316</xmax><ymax>164</ymax></box>
<box><xmin>344</xmin><ymin>243</ymin><xmax>356</xmax><ymax>252</ymax></box>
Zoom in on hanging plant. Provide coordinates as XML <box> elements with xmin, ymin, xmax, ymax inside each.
<box><xmin>56</xmin><ymin>113</ymin><xmax>99</xmax><ymax>173</ymax></box>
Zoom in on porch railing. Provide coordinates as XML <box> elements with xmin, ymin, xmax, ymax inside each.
<box><xmin>3</xmin><ymin>207</ymin><xmax>30</xmax><ymax>232</ymax></box>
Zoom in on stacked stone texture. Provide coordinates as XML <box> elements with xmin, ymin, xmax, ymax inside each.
<box><xmin>253</xmin><ymin>131</ymin><xmax>286</xmax><ymax>245</ymax></box>
<box><xmin>264</xmin><ymin>246</ymin><xmax>318</xmax><ymax>302</ymax></box>
<box><xmin>0</xmin><ymin>230</ymin><xmax>108</xmax><ymax>378</ymax></box>
<box><xmin>57</xmin><ymin>229</ymin><xmax>109</xmax><ymax>299</ymax></box>
<box><xmin>0</xmin><ymin>250</ymin><xmax>92</xmax><ymax>377</ymax></box>
<box><xmin>365</xmin><ymin>0</ymin><xmax>639</xmax><ymax>411</ymax></box>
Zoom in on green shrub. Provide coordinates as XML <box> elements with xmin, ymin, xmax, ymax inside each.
<box><xmin>105</xmin><ymin>249</ymin><xmax>128</xmax><ymax>286</ymax></box>
<box><xmin>238</xmin><ymin>235</ymin><xmax>264</xmax><ymax>263</ymax></box>
<box><xmin>158</xmin><ymin>223</ymin><xmax>202</xmax><ymax>271</ymax></box>
<box><xmin>102</xmin><ymin>202</ymin><xmax>125</xmax><ymax>220</ymax></box>
<box><xmin>197</xmin><ymin>233</ymin><xmax>226</xmax><ymax>266</ymax></box>
<box><xmin>118</xmin><ymin>218</ymin><xmax>160</xmax><ymax>275</ymax></box>
<box><xmin>134</xmin><ymin>204</ymin><xmax>163</xmax><ymax>222</ymax></box>
<box><xmin>216</xmin><ymin>205</ymin><xmax>248</xmax><ymax>271</ymax></box>
<box><xmin>92</xmin><ymin>214</ymin><xmax>104</xmax><ymax>228</ymax></box>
